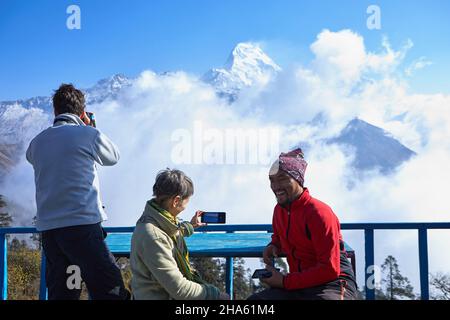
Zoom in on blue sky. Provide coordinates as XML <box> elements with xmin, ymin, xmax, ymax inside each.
<box><xmin>1</xmin><ymin>0</ymin><xmax>450</xmax><ymax>100</ymax></box>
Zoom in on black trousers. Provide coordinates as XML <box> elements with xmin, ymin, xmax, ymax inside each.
<box><xmin>42</xmin><ymin>222</ymin><xmax>130</xmax><ymax>300</ymax></box>
<box><xmin>247</xmin><ymin>279</ymin><xmax>359</xmax><ymax>300</ymax></box>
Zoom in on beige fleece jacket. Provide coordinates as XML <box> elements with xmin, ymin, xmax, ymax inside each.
<box><xmin>130</xmin><ymin>200</ymin><xmax>220</xmax><ymax>300</ymax></box>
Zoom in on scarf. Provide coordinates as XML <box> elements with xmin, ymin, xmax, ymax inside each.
<box><xmin>149</xmin><ymin>199</ymin><xmax>205</xmax><ymax>284</ymax></box>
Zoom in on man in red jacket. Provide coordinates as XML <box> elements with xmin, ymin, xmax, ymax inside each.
<box><xmin>249</xmin><ymin>148</ymin><xmax>358</xmax><ymax>300</ymax></box>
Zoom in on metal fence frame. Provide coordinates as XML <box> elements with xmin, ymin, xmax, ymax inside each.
<box><xmin>1</xmin><ymin>222</ymin><xmax>450</xmax><ymax>300</ymax></box>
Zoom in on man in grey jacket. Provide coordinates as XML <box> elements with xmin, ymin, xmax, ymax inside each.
<box><xmin>26</xmin><ymin>83</ymin><xmax>129</xmax><ymax>300</ymax></box>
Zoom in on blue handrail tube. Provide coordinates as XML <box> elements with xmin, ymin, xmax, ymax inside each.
<box><xmin>1</xmin><ymin>222</ymin><xmax>450</xmax><ymax>300</ymax></box>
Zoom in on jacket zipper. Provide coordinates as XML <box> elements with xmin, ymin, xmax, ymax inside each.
<box><xmin>286</xmin><ymin>203</ymin><xmax>292</xmax><ymax>239</ymax></box>
<box><xmin>285</xmin><ymin>202</ymin><xmax>302</xmax><ymax>272</ymax></box>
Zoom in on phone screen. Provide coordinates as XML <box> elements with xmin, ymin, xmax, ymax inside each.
<box><xmin>251</xmin><ymin>269</ymin><xmax>273</xmax><ymax>279</ymax></box>
<box><xmin>201</xmin><ymin>212</ymin><xmax>226</xmax><ymax>224</ymax></box>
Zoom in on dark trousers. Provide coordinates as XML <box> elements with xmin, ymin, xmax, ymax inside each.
<box><xmin>42</xmin><ymin>222</ymin><xmax>130</xmax><ymax>300</ymax></box>
<box><xmin>247</xmin><ymin>279</ymin><xmax>359</xmax><ymax>300</ymax></box>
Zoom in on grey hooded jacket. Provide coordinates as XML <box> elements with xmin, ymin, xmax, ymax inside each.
<box><xmin>26</xmin><ymin>113</ymin><xmax>120</xmax><ymax>231</ymax></box>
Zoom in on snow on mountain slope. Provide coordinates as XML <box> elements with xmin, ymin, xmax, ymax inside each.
<box><xmin>327</xmin><ymin>118</ymin><xmax>416</xmax><ymax>174</ymax></box>
<box><xmin>0</xmin><ymin>74</ymin><xmax>132</xmax><ymax>160</ymax></box>
<box><xmin>0</xmin><ymin>45</ymin><xmax>416</xmax><ymax>179</ymax></box>
<box><xmin>202</xmin><ymin>42</ymin><xmax>281</xmax><ymax>101</ymax></box>
<box><xmin>83</xmin><ymin>74</ymin><xmax>132</xmax><ymax>104</ymax></box>
<box><xmin>0</xmin><ymin>74</ymin><xmax>132</xmax><ymax>114</ymax></box>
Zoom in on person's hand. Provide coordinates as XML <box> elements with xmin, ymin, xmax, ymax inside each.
<box><xmin>219</xmin><ymin>292</ymin><xmax>230</xmax><ymax>300</ymax></box>
<box><xmin>260</xmin><ymin>265</ymin><xmax>284</xmax><ymax>289</ymax></box>
<box><xmin>263</xmin><ymin>244</ymin><xmax>280</xmax><ymax>265</ymax></box>
<box><xmin>80</xmin><ymin>111</ymin><xmax>91</xmax><ymax>126</ymax></box>
<box><xmin>190</xmin><ymin>210</ymin><xmax>207</xmax><ymax>229</ymax></box>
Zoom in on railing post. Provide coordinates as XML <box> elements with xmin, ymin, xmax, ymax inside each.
<box><xmin>418</xmin><ymin>228</ymin><xmax>429</xmax><ymax>300</ymax></box>
<box><xmin>225</xmin><ymin>230</ymin><xmax>234</xmax><ymax>300</ymax></box>
<box><xmin>365</xmin><ymin>229</ymin><xmax>375</xmax><ymax>300</ymax></box>
<box><xmin>0</xmin><ymin>233</ymin><xmax>7</xmax><ymax>300</ymax></box>
<box><xmin>39</xmin><ymin>250</ymin><xmax>48</xmax><ymax>300</ymax></box>
<box><xmin>225</xmin><ymin>257</ymin><xmax>234</xmax><ymax>300</ymax></box>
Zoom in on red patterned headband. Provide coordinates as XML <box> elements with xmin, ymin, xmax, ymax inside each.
<box><xmin>270</xmin><ymin>148</ymin><xmax>308</xmax><ymax>186</ymax></box>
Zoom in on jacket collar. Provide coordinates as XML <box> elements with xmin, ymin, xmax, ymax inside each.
<box><xmin>278</xmin><ymin>187</ymin><xmax>311</xmax><ymax>211</ymax></box>
<box><xmin>53</xmin><ymin>113</ymin><xmax>85</xmax><ymax>127</ymax></box>
<box><xmin>295</xmin><ymin>187</ymin><xmax>311</xmax><ymax>207</ymax></box>
<box><xmin>138</xmin><ymin>199</ymin><xmax>181</xmax><ymax>238</ymax></box>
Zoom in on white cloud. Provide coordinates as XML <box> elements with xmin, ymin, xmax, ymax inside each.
<box><xmin>405</xmin><ymin>57</ymin><xmax>433</xmax><ymax>76</ymax></box>
<box><xmin>311</xmin><ymin>29</ymin><xmax>367</xmax><ymax>87</ymax></box>
<box><xmin>367</xmin><ymin>37</ymin><xmax>413</xmax><ymax>74</ymax></box>
<box><xmin>309</xmin><ymin>30</ymin><xmax>412</xmax><ymax>90</ymax></box>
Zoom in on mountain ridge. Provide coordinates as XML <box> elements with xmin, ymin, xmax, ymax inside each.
<box><xmin>0</xmin><ymin>43</ymin><xmax>416</xmax><ymax>179</ymax></box>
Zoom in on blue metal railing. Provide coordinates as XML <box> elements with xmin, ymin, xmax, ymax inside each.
<box><xmin>1</xmin><ymin>222</ymin><xmax>450</xmax><ymax>300</ymax></box>
<box><xmin>339</xmin><ymin>222</ymin><xmax>450</xmax><ymax>300</ymax></box>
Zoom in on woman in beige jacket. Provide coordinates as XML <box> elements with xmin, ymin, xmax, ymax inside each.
<box><xmin>130</xmin><ymin>168</ymin><xmax>229</xmax><ymax>300</ymax></box>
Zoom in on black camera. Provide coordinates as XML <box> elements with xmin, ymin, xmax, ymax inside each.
<box><xmin>86</xmin><ymin>111</ymin><xmax>96</xmax><ymax>128</ymax></box>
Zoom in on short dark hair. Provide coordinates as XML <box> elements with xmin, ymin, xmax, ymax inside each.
<box><xmin>52</xmin><ymin>83</ymin><xmax>85</xmax><ymax>116</ymax></box>
<box><xmin>153</xmin><ymin>168</ymin><xmax>194</xmax><ymax>202</ymax></box>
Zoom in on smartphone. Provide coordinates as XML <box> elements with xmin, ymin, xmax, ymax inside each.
<box><xmin>251</xmin><ymin>268</ymin><xmax>280</xmax><ymax>279</ymax></box>
<box><xmin>201</xmin><ymin>212</ymin><xmax>226</xmax><ymax>224</ymax></box>
<box><xmin>86</xmin><ymin>111</ymin><xmax>96</xmax><ymax>128</ymax></box>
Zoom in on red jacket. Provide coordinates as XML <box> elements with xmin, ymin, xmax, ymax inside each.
<box><xmin>269</xmin><ymin>188</ymin><xmax>355</xmax><ymax>290</ymax></box>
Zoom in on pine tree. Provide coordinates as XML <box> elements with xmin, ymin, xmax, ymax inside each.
<box><xmin>0</xmin><ymin>213</ymin><xmax>12</xmax><ymax>228</ymax></box>
<box><xmin>0</xmin><ymin>195</ymin><xmax>12</xmax><ymax>228</ymax></box>
<box><xmin>430</xmin><ymin>272</ymin><xmax>450</xmax><ymax>300</ymax></box>
<box><xmin>232</xmin><ymin>258</ymin><xmax>254</xmax><ymax>299</ymax></box>
<box><xmin>30</xmin><ymin>216</ymin><xmax>42</xmax><ymax>250</ymax></box>
<box><xmin>0</xmin><ymin>195</ymin><xmax>6</xmax><ymax>208</ymax></box>
<box><xmin>9</xmin><ymin>238</ymin><xmax>27</xmax><ymax>251</ymax></box>
<box><xmin>381</xmin><ymin>255</ymin><xmax>416</xmax><ymax>300</ymax></box>
<box><xmin>190</xmin><ymin>257</ymin><xmax>226</xmax><ymax>292</ymax></box>
<box><xmin>259</xmin><ymin>257</ymin><xmax>288</xmax><ymax>273</ymax></box>
<box><xmin>356</xmin><ymin>285</ymin><xmax>388</xmax><ymax>300</ymax></box>
<box><xmin>190</xmin><ymin>257</ymin><xmax>255</xmax><ymax>299</ymax></box>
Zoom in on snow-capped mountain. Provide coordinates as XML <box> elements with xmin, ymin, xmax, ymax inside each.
<box><xmin>0</xmin><ymin>96</ymin><xmax>53</xmax><ymax>114</ymax></box>
<box><xmin>0</xmin><ymin>74</ymin><xmax>132</xmax><ymax>114</ymax></box>
<box><xmin>202</xmin><ymin>42</ymin><xmax>281</xmax><ymax>101</ymax></box>
<box><xmin>327</xmin><ymin>118</ymin><xmax>416</xmax><ymax>174</ymax></box>
<box><xmin>0</xmin><ymin>74</ymin><xmax>133</xmax><ymax>179</ymax></box>
<box><xmin>83</xmin><ymin>73</ymin><xmax>132</xmax><ymax>104</ymax></box>
<box><xmin>0</xmin><ymin>44</ymin><xmax>416</xmax><ymax>181</ymax></box>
